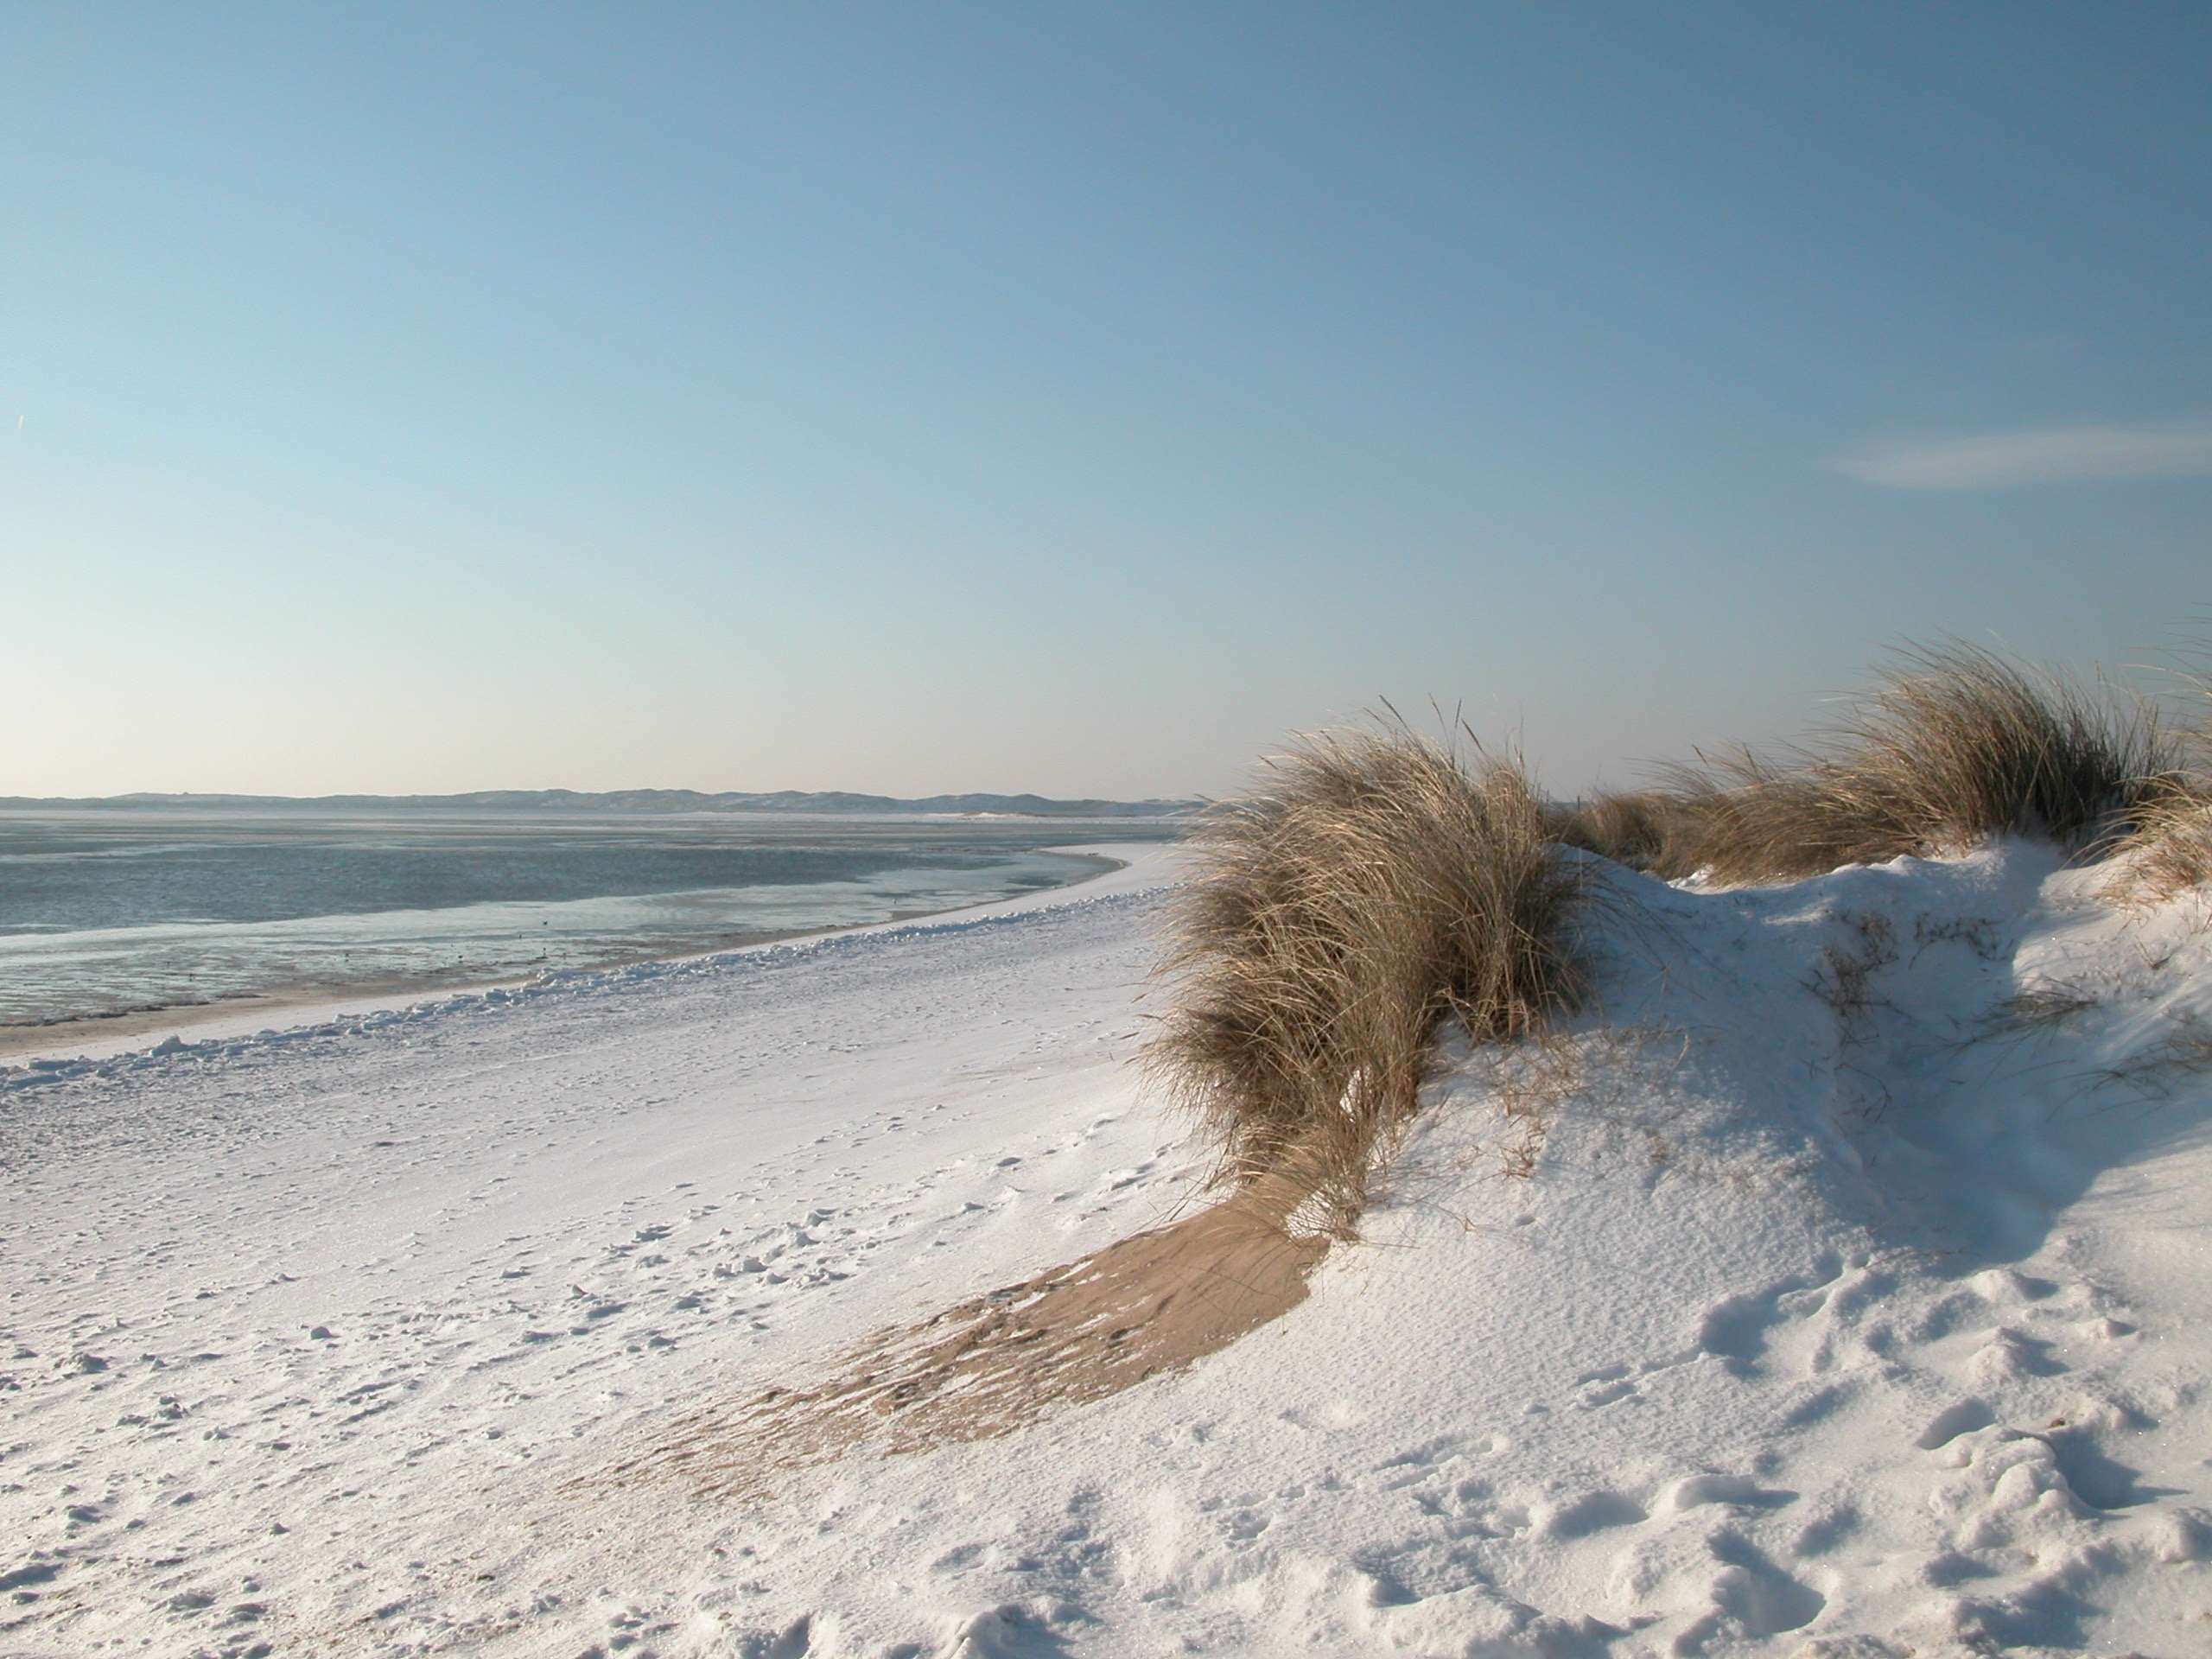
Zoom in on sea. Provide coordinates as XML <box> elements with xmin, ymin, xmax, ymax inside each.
<box><xmin>0</xmin><ymin>807</ymin><xmax>1173</xmax><ymax>1036</ymax></box>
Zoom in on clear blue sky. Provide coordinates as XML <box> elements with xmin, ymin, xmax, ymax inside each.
<box><xmin>5</xmin><ymin>3</ymin><xmax>2208</xmax><ymax>799</ymax></box>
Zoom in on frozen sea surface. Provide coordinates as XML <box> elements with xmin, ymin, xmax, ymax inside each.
<box><xmin>0</xmin><ymin>807</ymin><xmax>1164</xmax><ymax>1030</ymax></box>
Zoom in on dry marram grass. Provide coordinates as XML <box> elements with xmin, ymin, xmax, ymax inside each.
<box><xmin>2108</xmin><ymin>675</ymin><xmax>2212</xmax><ymax>903</ymax></box>
<box><xmin>1544</xmin><ymin>789</ymin><xmax>1705</xmax><ymax>874</ymax></box>
<box><xmin>2116</xmin><ymin>779</ymin><xmax>2212</xmax><ymax>902</ymax></box>
<box><xmin>1147</xmin><ymin>725</ymin><xmax>1584</xmax><ymax>1234</ymax></box>
<box><xmin>1550</xmin><ymin>643</ymin><xmax>2173</xmax><ymax>887</ymax></box>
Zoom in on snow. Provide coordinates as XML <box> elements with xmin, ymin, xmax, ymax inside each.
<box><xmin>3</xmin><ymin>839</ymin><xmax>2209</xmax><ymax>1656</ymax></box>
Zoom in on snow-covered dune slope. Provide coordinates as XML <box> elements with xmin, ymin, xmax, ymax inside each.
<box><xmin>3</xmin><ymin>841</ymin><xmax>2209</xmax><ymax>1656</ymax></box>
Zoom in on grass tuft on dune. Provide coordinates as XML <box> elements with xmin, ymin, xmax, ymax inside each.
<box><xmin>1147</xmin><ymin>724</ymin><xmax>1584</xmax><ymax>1236</ymax></box>
<box><xmin>2107</xmin><ymin>672</ymin><xmax>2212</xmax><ymax>904</ymax></box>
<box><xmin>1554</xmin><ymin>641</ymin><xmax>2176</xmax><ymax>887</ymax></box>
<box><xmin>1155</xmin><ymin>639</ymin><xmax>2209</xmax><ymax>1243</ymax></box>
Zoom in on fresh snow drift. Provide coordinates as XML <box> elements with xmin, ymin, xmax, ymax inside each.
<box><xmin>3</xmin><ymin>841</ymin><xmax>2209</xmax><ymax>1656</ymax></box>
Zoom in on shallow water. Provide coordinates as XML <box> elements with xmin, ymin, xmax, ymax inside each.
<box><xmin>0</xmin><ymin>808</ymin><xmax>1167</xmax><ymax>1029</ymax></box>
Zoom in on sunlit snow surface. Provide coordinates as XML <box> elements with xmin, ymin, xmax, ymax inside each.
<box><xmin>3</xmin><ymin>842</ymin><xmax>2209</xmax><ymax>1656</ymax></box>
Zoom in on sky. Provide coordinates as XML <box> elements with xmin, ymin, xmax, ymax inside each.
<box><xmin>4</xmin><ymin>2</ymin><xmax>2209</xmax><ymax>801</ymax></box>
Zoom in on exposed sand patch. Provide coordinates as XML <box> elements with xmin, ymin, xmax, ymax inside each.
<box><xmin>619</xmin><ymin>1176</ymin><xmax>1325</xmax><ymax>1496</ymax></box>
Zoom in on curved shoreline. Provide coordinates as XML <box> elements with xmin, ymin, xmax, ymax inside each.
<box><xmin>0</xmin><ymin>845</ymin><xmax>1143</xmax><ymax>1068</ymax></box>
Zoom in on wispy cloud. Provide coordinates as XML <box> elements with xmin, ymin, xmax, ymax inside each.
<box><xmin>1836</xmin><ymin>419</ymin><xmax>2212</xmax><ymax>491</ymax></box>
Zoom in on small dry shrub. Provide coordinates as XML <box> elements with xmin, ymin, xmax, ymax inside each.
<box><xmin>1664</xmin><ymin>642</ymin><xmax>2171</xmax><ymax>886</ymax></box>
<box><xmin>1982</xmin><ymin>983</ymin><xmax>2102</xmax><ymax>1039</ymax></box>
<box><xmin>1808</xmin><ymin>912</ymin><xmax>1899</xmax><ymax>1030</ymax></box>
<box><xmin>1148</xmin><ymin>724</ymin><xmax>1583</xmax><ymax>1233</ymax></box>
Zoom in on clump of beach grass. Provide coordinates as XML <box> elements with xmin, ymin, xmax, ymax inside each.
<box><xmin>1545</xmin><ymin>788</ymin><xmax>1708</xmax><ymax>875</ymax></box>
<box><xmin>1150</xmin><ymin>642</ymin><xmax>2183</xmax><ymax>1237</ymax></box>
<box><xmin>2113</xmin><ymin>777</ymin><xmax>2212</xmax><ymax>902</ymax></box>
<box><xmin>2107</xmin><ymin>673</ymin><xmax>2212</xmax><ymax>904</ymax></box>
<box><xmin>1573</xmin><ymin>643</ymin><xmax>2173</xmax><ymax>887</ymax></box>
<box><xmin>1148</xmin><ymin>723</ymin><xmax>1584</xmax><ymax>1235</ymax></box>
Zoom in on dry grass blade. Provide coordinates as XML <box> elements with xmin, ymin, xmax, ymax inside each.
<box><xmin>1981</xmin><ymin>984</ymin><xmax>2102</xmax><ymax>1039</ymax></box>
<box><xmin>2094</xmin><ymin>1013</ymin><xmax>2212</xmax><ymax>1098</ymax></box>
<box><xmin>1146</xmin><ymin>723</ymin><xmax>1584</xmax><ymax>1236</ymax></box>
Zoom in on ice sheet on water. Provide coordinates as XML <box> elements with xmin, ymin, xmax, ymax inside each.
<box><xmin>0</xmin><ymin>806</ymin><xmax>1150</xmax><ymax>1028</ymax></box>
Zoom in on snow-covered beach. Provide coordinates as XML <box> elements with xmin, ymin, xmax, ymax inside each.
<box><xmin>14</xmin><ymin>4</ymin><xmax>2209</xmax><ymax>1652</ymax></box>
<box><xmin>5</xmin><ymin>838</ymin><xmax>2210</xmax><ymax>1656</ymax></box>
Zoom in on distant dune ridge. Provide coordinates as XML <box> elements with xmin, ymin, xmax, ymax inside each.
<box><xmin>0</xmin><ymin>787</ymin><xmax>1198</xmax><ymax>817</ymax></box>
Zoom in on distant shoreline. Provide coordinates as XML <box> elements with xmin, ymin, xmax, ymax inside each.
<box><xmin>0</xmin><ymin>789</ymin><xmax>1199</xmax><ymax>818</ymax></box>
<box><xmin>0</xmin><ymin>848</ymin><xmax>1135</xmax><ymax>1067</ymax></box>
